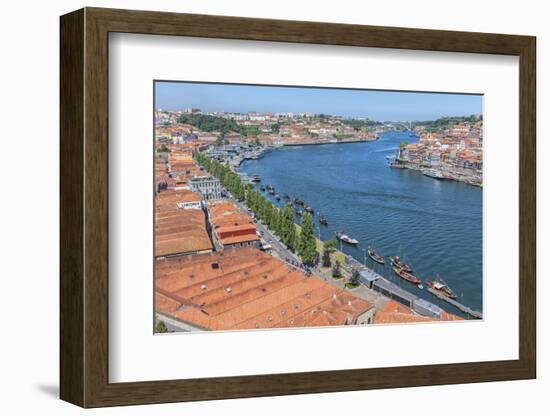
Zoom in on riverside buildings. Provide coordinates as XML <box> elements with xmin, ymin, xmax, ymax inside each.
<box><xmin>155</xmin><ymin>109</ymin><xmax>381</xmax><ymax>148</ymax></box>
<box><xmin>394</xmin><ymin>119</ymin><xmax>483</xmax><ymax>185</ymax></box>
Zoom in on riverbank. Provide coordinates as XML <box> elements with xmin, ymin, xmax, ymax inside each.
<box><xmin>228</xmin><ymin>146</ymin><xmax>272</xmax><ymax>169</ymax></box>
<box><xmin>282</xmin><ymin>136</ymin><xmax>378</xmax><ymax>147</ymax></box>
<box><xmin>390</xmin><ymin>159</ymin><xmax>483</xmax><ymax>187</ymax></box>
<box><xmin>227</xmin><ymin>136</ymin><xmax>380</xmax><ymax>169</ymax></box>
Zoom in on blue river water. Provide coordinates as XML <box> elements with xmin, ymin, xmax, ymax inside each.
<box><xmin>240</xmin><ymin>131</ymin><xmax>482</xmax><ymax>314</ymax></box>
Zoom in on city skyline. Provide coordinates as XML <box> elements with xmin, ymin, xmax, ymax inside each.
<box><xmin>155</xmin><ymin>81</ymin><xmax>483</xmax><ymax>122</ymax></box>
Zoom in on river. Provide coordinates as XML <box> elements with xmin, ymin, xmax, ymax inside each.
<box><xmin>239</xmin><ymin>131</ymin><xmax>483</xmax><ymax>315</ymax></box>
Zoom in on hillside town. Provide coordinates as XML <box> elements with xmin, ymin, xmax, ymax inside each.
<box><xmin>153</xmin><ymin>113</ymin><xmax>467</xmax><ymax>332</ymax></box>
<box><xmin>155</xmin><ymin>108</ymin><xmax>379</xmax><ymax>148</ymax></box>
<box><xmin>391</xmin><ymin>116</ymin><xmax>483</xmax><ymax>186</ymax></box>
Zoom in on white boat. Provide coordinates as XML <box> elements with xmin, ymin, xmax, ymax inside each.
<box><xmin>422</xmin><ymin>169</ymin><xmax>445</xmax><ymax>179</ymax></box>
<box><xmin>336</xmin><ymin>232</ymin><xmax>359</xmax><ymax>245</ymax></box>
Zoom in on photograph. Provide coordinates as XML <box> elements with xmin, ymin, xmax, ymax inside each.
<box><xmin>153</xmin><ymin>81</ymin><xmax>483</xmax><ymax>333</ymax></box>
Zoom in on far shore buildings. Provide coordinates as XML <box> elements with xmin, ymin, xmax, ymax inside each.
<box><xmin>398</xmin><ymin>121</ymin><xmax>483</xmax><ymax>171</ymax></box>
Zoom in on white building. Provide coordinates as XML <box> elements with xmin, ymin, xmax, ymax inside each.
<box><xmin>190</xmin><ymin>176</ymin><xmax>222</xmax><ymax>201</ymax></box>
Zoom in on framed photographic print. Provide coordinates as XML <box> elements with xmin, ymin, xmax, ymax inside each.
<box><xmin>60</xmin><ymin>7</ymin><xmax>536</xmax><ymax>408</ymax></box>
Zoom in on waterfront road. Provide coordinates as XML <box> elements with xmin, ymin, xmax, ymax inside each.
<box><xmin>315</xmin><ymin>263</ymin><xmax>389</xmax><ymax>310</ymax></box>
<box><xmin>234</xmin><ymin>199</ymin><xmax>390</xmax><ymax>311</ymax></box>
<box><xmin>234</xmin><ymin>200</ymin><xmax>302</xmax><ymax>265</ymax></box>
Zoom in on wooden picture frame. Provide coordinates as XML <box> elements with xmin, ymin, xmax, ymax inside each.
<box><xmin>60</xmin><ymin>7</ymin><xmax>536</xmax><ymax>408</ymax></box>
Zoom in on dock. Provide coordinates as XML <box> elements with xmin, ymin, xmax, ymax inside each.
<box><xmin>426</xmin><ymin>287</ymin><xmax>483</xmax><ymax>319</ymax></box>
<box><xmin>348</xmin><ymin>253</ymin><xmax>483</xmax><ymax>320</ymax></box>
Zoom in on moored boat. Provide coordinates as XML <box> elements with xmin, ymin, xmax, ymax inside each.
<box><xmin>425</xmin><ymin>279</ymin><xmax>457</xmax><ymax>299</ymax></box>
<box><xmin>392</xmin><ymin>266</ymin><xmax>421</xmax><ymax>284</ymax></box>
<box><xmin>283</xmin><ymin>193</ymin><xmax>290</xmax><ymax>199</ymax></box>
<box><xmin>336</xmin><ymin>232</ymin><xmax>359</xmax><ymax>245</ymax></box>
<box><xmin>422</xmin><ymin>169</ymin><xmax>445</xmax><ymax>179</ymax></box>
<box><xmin>252</xmin><ymin>175</ymin><xmax>261</xmax><ymax>182</ymax></box>
<box><xmin>295</xmin><ymin>209</ymin><xmax>303</xmax><ymax>216</ymax></box>
<box><xmin>319</xmin><ymin>215</ymin><xmax>328</xmax><ymax>225</ymax></box>
<box><xmin>294</xmin><ymin>197</ymin><xmax>304</xmax><ymax>206</ymax></box>
<box><xmin>367</xmin><ymin>247</ymin><xmax>385</xmax><ymax>265</ymax></box>
<box><xmin>389</xmin><ymin>255</ymin><xmax>413</xmax><ymax>272</ymax></box>
<box><xmin>275</xmin><ymin>194</ymin><xmax>281</xmax><ymax>201</ymax></box>
<box><xmin>260</xmin><ymin>186</ymin><xmax>266</xmax><ymax>192</ymax></box>
<box><xmin>305</xmin><ymin>205</ymin><xmax>314</xmax><ymax>213</ymax></box>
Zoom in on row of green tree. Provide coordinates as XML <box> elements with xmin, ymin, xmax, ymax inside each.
<box><xmin>178</xmin><ymin>113</ymin><xmax>240</xmax><ymax>134</ymax></box>
<box><xmin>194</xmin><ymin>151</ymin><xmax>318</xmax><ymax>265</ymax></box>
<box><xmin>194</xmin><ymin>151</ymin><xmax>246</xmax><ymax>200</ymax></box>
<box><xmin>246</xmin><ymin>192</ymin><xmax>318</xmax><ymax>266</ymax></box>
<box><xmin>415</xmin><ymin>114</ymin><xmax>482</xmax><ymax>130</ymax></box>
<box><xmin>320</xmin><ymin>239</ymin><xmax>361</xmax><ymax>287</ymax></box>
<box><xmin>178</xmin><ymin>113</ymin><xmax>266</xmax><ymax>137</ymax></box>
<box><xmin>340</xmin><ymin>118</ymin><xmax>382</xmax><ymax>130</ymax></box>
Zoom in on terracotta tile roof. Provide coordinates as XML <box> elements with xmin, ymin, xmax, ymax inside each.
<box><xmin>155</xmin><ymin>291</ymin><xmax>182</xmax><ymax>313</ymax></box>
<box><xmin>379</xmin><ymin>300</ymin><xmax>413</xmax><ymax>315</ymax></box>
<box><xmin>155</xmin><ymin>248</ymin><xmax>373</xmax><ymax>331</ymax></box>
<box><xmin>156</xmin><ymin>189</ymin><xmax>202</xmax><ymax>207</ymax></box>
<box><xmin>155</xmin><ymin>236</ymin><xmax>212</xmax><ymax>258</ymax></box>
<box><xmin>208</xmin><ymin>202</ymin><xmax>259</xmax><ymax>246</ymax></box>
<box><xmin>373</xmin><ymin>300</ymin><xmax>433</xmax><ymax>324</ymax></box>
<box><xmin>373</xmin><ymin>299</ymin><xmax>462</xmax><ymax>325</ymax></box>
<box><xmin>276</xmin><ymin>291</ymin><xmax>372</xmax><ymax>329</ymax></box>
<box><xmin>154</xmin><ymin>190</ymin><xmax>212</xmax><ymax>257</ymax></box>
<box><xmin>439</xmin><ymin>311</ymin><xmax>464</xmax><ymax>321</ymax></box>
<box><xmin>218</xmin><ymin>233</ymin><xmax>259</xmax><ymax>245</ymax></box>
<box><xmin>216</xmin><ymin>223</ymin><xmax>256</xmax><ymax>234</ymax></box>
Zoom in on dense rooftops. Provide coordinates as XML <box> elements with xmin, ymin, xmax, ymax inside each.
<box><xmin>208</xmin><ymin>202</ymin><xmax>259</xmax><ymax>248</ymax></box>
<box><xmin>373</xmin><ymin>299</ymin><xmax>462</xmax><ymax>325</ymax></box>
<box><xmin>155</xmin><ymin>248</ymin><xmax>374</xmax><ymax>331</ymax></box>
<box><xmin>155</xmin><ymin>189</ymin><xmax>212</xmax><ymax>257</ymax></box>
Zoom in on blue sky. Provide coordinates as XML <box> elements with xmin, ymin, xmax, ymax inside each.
<box><xmin>155</xmin><ymin>81</ymin><xmax>482</xmax><ymax>122</ymax></box>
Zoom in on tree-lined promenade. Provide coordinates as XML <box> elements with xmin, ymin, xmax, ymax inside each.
<box><xmin>194</xmin><ymin>151</ymin><xmax>318</xmax><ymax>266</ymax></box>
